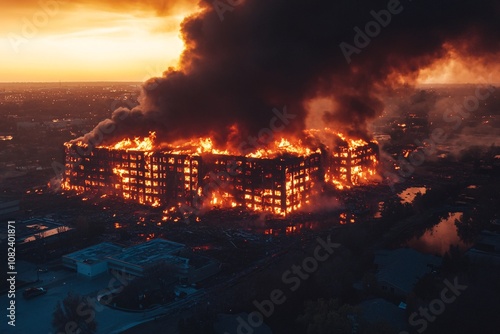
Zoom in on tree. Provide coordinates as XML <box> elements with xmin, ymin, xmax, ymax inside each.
<box><xmin>413</xmin><ymin>273</ymin><xmax>440</xmax><ymax>301</ymax></box>
<box><xmin>179</xmin><ymin>309</ymin><xmax>216</xmax><ymax>334</ymax></box>
<box><xmin>52</xmin><ymin>293</ymin><xmax>97</xmax><ymax>334</ymax></box>
<box><xmin>112</xmin><ymin>261</ymin><xmax>177</xmax><ymax>309</ymax></box>
<box><xmin>380</xmin><ymin>198</ymin><xmax>413</xmax><ymax>225</ymax></box>
<box><xmin>297</xmin><ymin>299</ymin><xmax>359</xmax><ymax>334</ymax></box>
<box><xmin>362</xmin><ymin>322</ymin><xmax>398</xmax><ymax>334</ymax></box>
<box><xmin>442</xmin><ymin>244</ymin><xmax>469</xmax><ymax>274</ymax></box>
<box><xmin>454</xmin><ymin>212</ymin><xmax>480</xmax><ymax>245</ymax></box>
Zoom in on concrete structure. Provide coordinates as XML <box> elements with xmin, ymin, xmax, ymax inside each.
<box><xmin>374</xmin><ymin>248</ymin><xmax>441</xmax><ymax>298</ymax></box>
<box><xmin>62</xmin><ymin>242</ymin><xmax>123</xmax><ymax>278</ymax></box>
<box><xmin>63</xmin><ymin>139</ymin><xmax>378</xmax><ymax>216</ymax></box>
<box><xmin>64</xmin><ymin>144</ymin><xmax>324</xmax><ymax>215</ymax></box>
<box><xmin>106</xmin><ymin>238</ymin><xmax>219</xmax><ymax>284</ymax></box>
<box><xmin>466</xmin><ymin>231</ymin><xmax>500</xmax><ymax>265</ymax></box>
<box><xmin>182</xmin><ymin>253</ymin><xmax>220</xmax><ymax>284</ymax></box>
<box><xmin>327</xmin><ymin>141</ymin><xmax>378</xmax><ymax>185</ymax></box>
<box><xmin>203</xmin><ymin>153</ymin><xmax>321</xmax><ymax>215</ymax></box>
<box><xmin>14</xmin><ymin>218</ymin><xmax>74</xmax><ymax>249</ymax></box>
<box><xmin>106</xmin><ymin>238</ymin><xmax>186</xmax><ymax>277</ymax></box>
<box><xmin>64</xmin><ymin>239</ymin><xmax>220</xmax><ymax>283</ymax></box>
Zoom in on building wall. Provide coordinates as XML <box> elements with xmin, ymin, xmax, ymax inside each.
<box><xmin>64</xmin><ymin>142</ymin><xmax>377</xmax><ymax>214</ymax></box>
<box><xmin>76</xmin><ymin>261</ymin><xmax>108</xmax><ymax>278</ymax></box>
<box><xmin>187</xmin><ymin>260</ymin><xmax>220</xmax><ymax>284</ymax></box>
<box><xmin>62</xmin><ymin>256</ymin><xmax>77</xmax><ymax>270</ymax></box>
<box><xmin>65</xmin><ymin>146</ymin><xmax>203</xmax><ymax>208</ymax></box>
<box><xmin>327</xmin><ymin>142</ymin><xmax>378</xmax><ymax>185</ymax></box>
<box><xmin>64</xmin><ymin>144</ymin><xmax>323</xmax><ymax>215</ymax></box>
<box><xmin>377</xmin><ymin>280</ymin><xmax>408</xmax><ymax>298</ymax></box>
<box><xmin>202</xmin><ymin>153</ymin><xmax>321</xmax><ymax>215</ymax></box>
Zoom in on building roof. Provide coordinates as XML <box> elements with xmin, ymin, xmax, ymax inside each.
<box><xmin>375</xmin><ymin>248</ymin><xmax>441</xmax><ymax>294</ymax></box>
<box><xmin>185</xmin><ymin>253</ymin><xmax>214</xmax><ymax>269</ymax></box>
<box><xmin>359</xmin><ymin>298</ymin><xmax>407</xmax><ymax>330</ymax></box>
<box><xmin>476</xmin><ymin>231</ymin><xmax>500</xmax><ymax>250</ymax></box>
<box><xmin>63</xmin><ymin>242</ymin><xmax>123</xmax><ymax>263</ymax></box>
<box><xmin>106</xmin><ymin>238</ymin><xmax>186</xmax><ymax>269</ymax></box>
<box><xmin>15</xmin><ymin>218</ymin><xmax>74</xmax><ymax>244</ymax></box>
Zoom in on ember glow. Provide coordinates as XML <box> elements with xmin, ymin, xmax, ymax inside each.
<box><xmin>58</xmin><ymin>0</ymin><xmax>499</xmax><ymax>220</ymax></box>
<box><xmin>62</xmin><ymin>130</ymin><xmax>378</xmax><ymax>216</ymax></box>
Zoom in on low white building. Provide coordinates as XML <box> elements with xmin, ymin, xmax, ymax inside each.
<box><xmin>62</xmin><ymin>242</ymin><xmax>123</xmax><ymax>278</ymax></box>
<box><xmin>63</xmin><ymin>239</ymin><xmax>220</xmax><ymax>282</ymax></box>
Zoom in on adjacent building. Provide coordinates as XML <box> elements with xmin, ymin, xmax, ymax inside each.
<box><xmin>13</xmin><ymin>218</ymin><xmax>74</xmax><ymax>250</ymax></box>
<box><xmin>62</xmin><ymin>242</ymin><xmax>124</xmax><ymax>277</ymax></box>
<box><xmin>63</xmin><ymin>238</ymin><xmax>220</xmax><ymax>284</ymax></box>
<box><xmin>374</xmin><ymin>248</ymin><xmax>441</xmax><ymax>298</ymax></box>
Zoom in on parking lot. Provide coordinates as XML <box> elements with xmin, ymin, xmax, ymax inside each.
<box><xmin>1</xmin><ymin>262</ymin><xmax>151</xmax><ymax>334</ymax></box>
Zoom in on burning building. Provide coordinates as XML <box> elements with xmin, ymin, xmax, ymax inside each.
<box><xmin>325</xmin><ymin>137</ymin><xmax>379</xmax><ymax>190</ymax></box>
<box><xmin>62</xmin><ymin>132</ymin><xmax>378</xmax><ymax>216</ymax></box>
<box><xmin>58</xmin><ymin>0</ymin><xmax>499</xmax><ymax>218</ymax></box>
<box><xmin>201</xmin><ymin>151</ymin><xmax>322</xmax><ymax>215</ymax></box>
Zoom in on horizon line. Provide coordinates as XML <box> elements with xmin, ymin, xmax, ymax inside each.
<box><xmin>0</xmin><ymin>81</ymin><xmax>498</xmax><ymax>85</ymax></box>
<box><xmin>0</xmin><ymin>81</ymin><xmax>142</xmax><ymax>83</ymax></box>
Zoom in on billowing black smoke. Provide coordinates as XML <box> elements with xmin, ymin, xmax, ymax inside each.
<box><xmin>78</xmin><ymin>0</ymin><xmax>500</xmax><ymax>150</ymax></box>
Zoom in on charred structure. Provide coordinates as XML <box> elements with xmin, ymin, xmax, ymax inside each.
<box><xmin>326</xmin><ymin>142</ymin><xmax>379</xmax><ymax>188</ymax></box>
<box><xmin>63</xmin><ymin>137</ymin><xmax>378</xmax><ymax>216</ymax></box>
<box><xmin>201</xmin><ymin>153</ymin><xmax>321</xmax><ymax>215</ymax></box>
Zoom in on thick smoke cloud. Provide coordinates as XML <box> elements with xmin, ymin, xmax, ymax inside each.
<box><xmin>80</xmin><ymin>0</ymin><xmax>500</xmax><ymax>150</ymax></box>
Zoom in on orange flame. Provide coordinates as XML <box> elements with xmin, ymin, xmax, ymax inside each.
<box><xmin>64</xmin><ymin>128</ymin><xmax>379</xmax><ymax>214</ymax></box>
<box><xmin>109</xmin><ymin>131</ymin><xmax>156</xmax><ymax>151</ymax></box>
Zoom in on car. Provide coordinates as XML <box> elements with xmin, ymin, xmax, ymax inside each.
<box><xmin>23</xmin><ymin>287</ymin><xmax>47</xmax><ymax>299</ymax></box>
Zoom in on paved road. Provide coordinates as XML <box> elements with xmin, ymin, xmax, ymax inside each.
<box><xmin>1</xmin><ymin>233</ymin><xmax>323</xmax><ymax>334</ymax></box>
<box><xmin>1</xmin><ymin>264</ymin><xmax>210</xmax><ymax>334</ymax></box>
<box><xmin>0</xmin><ymin>269</ymin><xmax>145</xmax><ymax>334</ymax></box>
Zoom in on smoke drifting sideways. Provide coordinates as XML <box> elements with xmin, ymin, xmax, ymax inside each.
<box><xmin>77</xmin><ymin>0</ymin><xmax>500</xmax><ymax>152</ymax></box>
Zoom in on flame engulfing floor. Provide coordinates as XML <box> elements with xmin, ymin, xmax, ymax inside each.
<box><xmin>62</xmin><ymin>131</ymin><xmax>378</xmax><ymax>216</ymax></box>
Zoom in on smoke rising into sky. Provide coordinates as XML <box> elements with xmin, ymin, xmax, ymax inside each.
<box><xmin>80</xmin><ymin>0</ymin><xmax>500</xmax><ymax>149</ymax></box>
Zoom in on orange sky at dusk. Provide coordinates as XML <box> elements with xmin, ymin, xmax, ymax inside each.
<box><xmin>0</xmin><ymin>0</ymin><xmax>497</xmax><ymax>83</ymax></box>
<box><xmin>0</xmin><ymin>0</ymin><xmax>198</xmax><ymax>82</ymax></box>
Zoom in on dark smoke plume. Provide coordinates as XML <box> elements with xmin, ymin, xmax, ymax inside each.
<box><xmin>79</xmin><ymin>0</ymin><xmax>500</xmax><ymax>150</ymax></box>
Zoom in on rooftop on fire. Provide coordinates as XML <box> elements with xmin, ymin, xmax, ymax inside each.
<box><xmin>62</xmin><ymin>130</ymin><xmax>379</xmax><ymax>216</ymax></box>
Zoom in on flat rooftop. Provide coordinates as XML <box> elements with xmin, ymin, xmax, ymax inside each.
<box><xmin>477</xmin><ymin>231</ymin><xmax>500</xmax><ymax>246</ymax></box>
<box><xmin>17</xmin><ymin>218</ymin><xmax>62</xmax><ymax>237</ymax></box>
<box><xmin>14</xmin><ymin>218</ymin><xmax>74</xmax><ymax>244</ymax></box>
<box><xmin>375</xmin><ymin>248</ymin><xmax>441</xmax><ymax>293</ymax></box>
<box><xmin>106</xmin><ymin>238</ymin><xmax>185</xmax><ymax>268</ymax></box>
<box><xmin>63</xmin><ymin>242</ymin><xmax>123</xmax><ymax>263</ymax></box>
<box><xmin>186</xmin><ymin>254</ymin><xmax>214</xmax><ymax>269</ymax></box>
